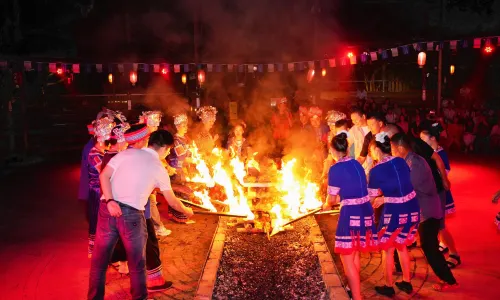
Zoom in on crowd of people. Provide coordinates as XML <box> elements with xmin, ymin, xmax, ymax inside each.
<box><xmin>78</xmin><ymin>96</ymin><xmax>499</xmax><ymax>299</ymax></box>
<box><xmin>351</xmin><ymin>98</ymin><xmax>500</xmax><ymax>154</ymax></box>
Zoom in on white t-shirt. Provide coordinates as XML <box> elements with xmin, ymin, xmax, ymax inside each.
<box><xmin>107</xmin><ymin>148</ymin><xmax>172</xmax><ymax>210</ymax></box>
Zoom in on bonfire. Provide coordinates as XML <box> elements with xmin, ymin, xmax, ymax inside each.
<box><xmin>181</xmin><ymin>142</ymin><xmax>324</xmax><ymax>237</ymax></box>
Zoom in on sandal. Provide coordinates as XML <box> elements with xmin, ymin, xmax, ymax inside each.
<box><xmin>446</xmin><ymin>254</ymin><xmax>461</xmax><ymax>269</ymax></box>
<box><xmin>433</xmin><ymin>281</ymin><xmax>459</xmax><ymax>292</ymax></box>
<box><xmin>439</xmin><ymin>245</ymin><xmax>449</xmax><ymax>254</ymax></box>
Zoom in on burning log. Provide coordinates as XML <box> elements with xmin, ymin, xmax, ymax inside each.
<box><xmin>237</xmin><ymin>225</ymin><xmax>294</xmax><ymax>233</ymax></box>
<box><xmin>242</xmin><ymin>182</ymin><xmax>275</xmax><ymax>188</ymax></box>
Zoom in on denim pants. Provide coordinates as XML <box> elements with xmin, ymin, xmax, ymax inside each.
<box><xmin>88</xmin><ymin>202</ymin><xmax>148</xmax><ymax>300</ymax></box>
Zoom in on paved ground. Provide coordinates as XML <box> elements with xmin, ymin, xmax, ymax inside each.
<box><xmin>1</xmin><ymin>154</ymin><xmax>499</xmax><ymax>299</ymax></box>
<box><xmin>0</xmin><ymin>159</ymin><xmax>219</xmax><ymax>300</ymax></box>
<box><xmin>317</xmin><ymin>154</ymin><xmax>500</xmax><ymax>299</ymax></box>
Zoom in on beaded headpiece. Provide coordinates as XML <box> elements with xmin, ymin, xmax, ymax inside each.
<box><xmin>94</xmin><ymin>117</ymin><xmax>115</xmax><ymax>143</ymax></box>
<box><xmin>173</xmin><ymin>113</ymin><xmax>188</xmax><ymax>126</ymax></box>
<box><xmin>111</xmin><ymin>123</ymin><xmax>131</xmax><ymax>143</ymax></box>
<box><xmin>140</xmin><ymin>111</ymin><xmax>162</xmax><ymax>128</ymax></box>
<box><xmin>326</xmin><ymin>110</ymin><xmax>347</xmax><ymax>126</ymax></box>
<box><xmin>197</xmin><ymin>106</ymin><xmax>217</xmax><ymax>123</ymax></box>
<box><xmin>124</xmin><ymin>124</ymin><xmax>150</xmax><ymax>144</ymax></box>
<box><xmin>308</xmin><ymin>106</ymin><xmax>323</xmax><ymax>119</ymax></box>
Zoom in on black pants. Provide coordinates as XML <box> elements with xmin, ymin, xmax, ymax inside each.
<box><xmin>146</xmin><ymin>218</ymin><xmax>162</xmax><ymax>271</ymax></box>
<box><xmin>419</xmin><ymin>218</ymin><xmax>457</xmax><ymax>284</ymax></box>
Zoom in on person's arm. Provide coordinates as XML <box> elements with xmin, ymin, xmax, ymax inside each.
<box><xmin>367</xmin><ymin>169</ymin><xmax>384</xmax><ymax>208</ymax></box>
<box><xmin>357</xmin><ymin>134</ymin><xmax>370</xmax><ymax>164</ymax></box>
<box><xmin>99</xmin><ymin>165</ymin><xmax>122</xmax><ymax>217</ymax></box>
<box><xmin>161</xmin><ymin>189</ymin><xmax>193</xmax><ymax>217</ymax></box>
<box><xmin>156</xmin><ymin>165</ymin><xmax>194</xmax><ymax>217</ymax></box>
<box><xmin>431</xmin><ymin>152</ymin><xmax>451</xmax><ymax>190</ymax></box>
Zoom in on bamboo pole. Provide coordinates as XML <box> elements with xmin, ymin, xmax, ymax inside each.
<box><xmin>270</xmin><ymin>208</ymin><xmax>322</xmax><ymax>237</ymax></box>
<box><xmin>180</xmin><ymin>199</ymin><xmax>212</xmax><ymax>211</ymax></box>
<box><xmin>193</xmin><ymin>211</ymin><xmax>248</xmax><ymax>218</ymax></box>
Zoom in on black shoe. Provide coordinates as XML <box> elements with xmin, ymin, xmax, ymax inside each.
<box><xmin>375</xmin><ymin>285</ymin><xmax>395</xmax><ymax>297</ymax></box>
<box><xmin>395</xmin><ymin>280</ymin><xmax>413</xmax><ymax>294</ymax></box>
<box><xmin>346</xmin><ymin>287</ymin><xmax>353</xmax><ymax>299</ymax></box>
<box><xmin>147</xmin><ymin>281</ymin><xmax>173</xmax><ymax>292</ymax></box>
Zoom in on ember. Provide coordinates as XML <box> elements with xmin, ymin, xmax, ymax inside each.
<box><xmin>213</xmin><ymin>216</ymin><xmax>328</xmax><ymax>299</ymax></box>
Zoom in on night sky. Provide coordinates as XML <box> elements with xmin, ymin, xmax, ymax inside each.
<box><xmin>1</xmin><ymin>0</ymin><xmax>499</xmax><ymax>61</ymax></box>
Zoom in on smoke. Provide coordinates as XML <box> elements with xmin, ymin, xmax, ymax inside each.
<box><xmin>141</xmin><ymin>77</ymin><xmax>191</xmax><ymax>119</ymax></box>
<box><xmin>182</xmin><ymin>0</ymin><xmax>340</xmax><ymax>62</ymax></box>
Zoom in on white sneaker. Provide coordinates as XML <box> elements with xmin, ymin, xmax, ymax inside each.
<box><xmin>156</xmin><ymin>227</ymin><xmax>172</xmax><ymax>237</ymax></box>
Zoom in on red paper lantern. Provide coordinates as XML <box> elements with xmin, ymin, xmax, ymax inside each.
<box><xmin>417</xmin><ymin>52</ymin><xmax>426</xmax><ymax>68</ymax></box>
<box><xmin>450</xmin><ymin>65</ymin><xmax>455</xmax><ymax>75</ymax></box>
<box><xmin>181</xmin><ymin>74</ymin><xmax>187</xmax><ymax>84</ymax></box>
<box><xmin>108</xmin><ymin>74</ymin><xmax>113</xmax><ymax>84</ymax></box>
<box><xmin>321</xmin><ymin>68</ymin><xmax>326</xmax><ymax>77</ymax></box>
<box><xmin>484</xmin><ymin>46</ymin><xmax>494</xmax><ymax>54</ymax></box>
<box><xmin>307</xmin><ymin>69</ymin><xmax>315</xmax><ymax>82</ymax></box>
<box><xmin>129</xmin><ymin>71</ymin><xmax>137</xmax><ymax>85</ymax></box>
<box><xmin>197</xmin><ymin>70</ymin><xmax>205</xmax><ymax>84</ymax></box>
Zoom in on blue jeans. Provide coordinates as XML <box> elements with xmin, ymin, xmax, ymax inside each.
<box><xmin>88</xmin><ymin>202</ymin><xmax>148</xmax><ymax>300</ymax></box>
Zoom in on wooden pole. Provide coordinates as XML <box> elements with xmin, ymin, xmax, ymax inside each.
<box><xmin>193</xmin><ymin>211</ymin><xmax>248</xmax><ymax>218</ymax></box>
<box><xmin>180</xmin><ymin>199</ymin><xmax>212</xmax><ymax>211</ymax></box>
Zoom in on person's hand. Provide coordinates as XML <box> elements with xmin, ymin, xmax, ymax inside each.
<box><xmin>373</xmin><ymin>197</ymin><xmax>384</xmax><ymax>208</ymax></box>
<box><xmin>213</xmin><ymin>134</ymin><xmax>219</xmax><ymax>142</ymax></box>
<box><xmin>322</xmin><ymin>202</ymin><xmax>332</xmax><ymax>211</ymax></box>
<box><xmin>184</xmin><ymin>206</ymin><xmax>194</xmax><ymax>218</ymax></box>
<box><xmin>167</xmin><ymin>166</ymin><xmax>177</xmax><ymax>176</ymax></box>
<box><xmin>443</xmin><ymin>177</ymin><xmax>451</xmax><ymax>191</ymax></box>
<box><xmin>107</xmin><ymin>201</ymin><xmax>122</xmax><ymax>217</ymax></box>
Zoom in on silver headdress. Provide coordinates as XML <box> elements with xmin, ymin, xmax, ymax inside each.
<box><xmin>326</xmin><ymin>110</ymin><xmax>346</xmax><ymax>126</ymax></box>
<box><xmin>197</xmin><ymin>106</ymin><xmax>217</xmax><ymax>123</ymax></box>
<box><xmin>94</xmin><ymin>117</ymin><xmax>115</xmax><ymax>143</ymax></box>
<box><xmin>112</xmin><ymin>122</ymin><xmax>131</xmax><ymax>143</ymax></box>
<box><xmin>173</xmin><ymin>113</ymin><xmax>188</xmax><ymax>126</ymax></box>
<box><xmin>140</xmin><ymin>111</ymin><xmax>162</xmax><ymax>128</ymax></box>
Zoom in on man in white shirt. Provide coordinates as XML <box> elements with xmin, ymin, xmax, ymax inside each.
<box><xmin>349</xmin><ymin>108</ymin><xmax>372</xmax><ymax>174</ymax></box>
<box><xmin>88</xmin><ymin>130</ymin><xmax>193</xmax><ymax>300</ymax></box>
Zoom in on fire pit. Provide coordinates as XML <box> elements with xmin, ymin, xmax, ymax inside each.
<box><xmin>212</xmin><ymin>216</ymin><xmax>328</xmax><ymax>299</ymax></box>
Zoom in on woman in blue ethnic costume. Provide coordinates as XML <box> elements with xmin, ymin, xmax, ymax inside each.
<box><xmin>87</xmin><ymin>116</ymin><xmax>115</xmax><ymax>258</ymax></box>
<box><xmin>420</xmin><ymin>125</ymin><xmax>462</xmax><ymax>269</ymax></box>
<box><xmin>323</xmin><ymin>131</ymin><xmax>377</xmax><ymax>300</ymax></box>
<box><xmin>367</xmin><ymin>132</ymin><xmax>420</xmax><ymax>297</ymax></box>
<box><xmin>166</xmin><ymin>113</ymin><xmax>195</xmax><ymax>224</ymax></box>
